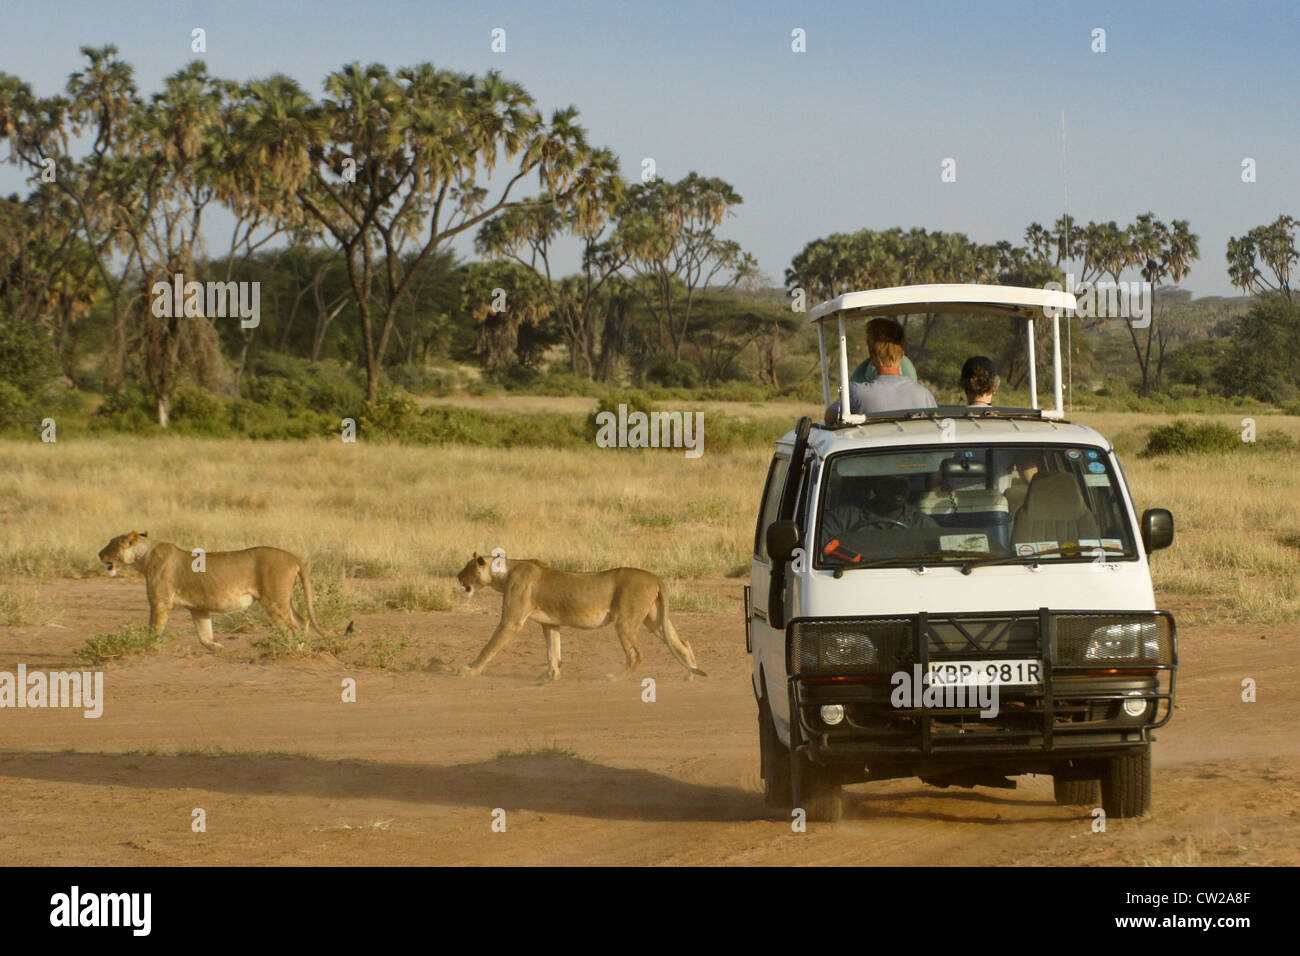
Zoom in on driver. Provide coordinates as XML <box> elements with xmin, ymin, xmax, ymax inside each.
<box><xmin>821</xmin><ymin>474</ymin><xmax>935</xmax><ymax>561</ymax></box>
<box><xmin>869</xmin><ymin>475</ymin><xmax>937</xmax><ymax>529</ymax></box>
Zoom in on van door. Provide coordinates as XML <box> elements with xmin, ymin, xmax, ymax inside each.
<box><xmin>750</xmin><ymin>418</ymin><xmax>812</xmax><ymax>738</ymax></box>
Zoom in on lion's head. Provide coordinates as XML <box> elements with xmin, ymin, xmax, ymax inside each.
<box><xmin>456</xmin><ymin>553</ymin><xmax>494</xmax><ymax>595</ymax></box>
<box><xmin>98</xmin><ymin>531</ymin><xmax>148</xmax><ymax>576</ymax></box>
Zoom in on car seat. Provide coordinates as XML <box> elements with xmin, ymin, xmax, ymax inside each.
<box><xmin>1010</xmin><ymin>472</ymin><xmax>1100</xmax><ymax>546</ymax></box>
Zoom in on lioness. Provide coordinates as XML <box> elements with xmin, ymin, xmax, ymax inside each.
<box><xmin>456</xmin><ymin>553</ymin><xmax>706</xmax><ymax>681</ymax></box>
<box><xmin>97</xmin><ymin>531</ymin><xmax>323</xmax><ymax>651</ymax></box>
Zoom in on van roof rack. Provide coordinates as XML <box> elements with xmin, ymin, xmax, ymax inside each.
<box><xmin>809</xmin><ymin>283</ymin><xmax>1077</xmax><ymax>425</ymax></box>
<box><xmin>813</xmin><ymin>405</ymin><xmax>1068</xmax><ymax>431</ymax></box>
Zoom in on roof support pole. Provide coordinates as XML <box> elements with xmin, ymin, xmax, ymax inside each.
<box><xmin>1026</xmin><ymin>319</ymin><xmax>1038</xmax><ymax>410</ymax></box>
<box><xmin>1051</xmin><ymin>312</ymin><xmax>1064</xmax><ymax>417</ymax></box>
<box><xmin>817</xmin><ymin>322</ymin><xmax>830</xmax><ymax>406</ymax></box>
<box><xmin>836</xmin><ymin>315</ymin><xmax>852</xmax><ymax>423</ymax></box>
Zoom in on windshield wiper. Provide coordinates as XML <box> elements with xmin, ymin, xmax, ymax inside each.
<box><xmin>958</xmin><ymin>549</ymin><xmax>1139</xmax><ymax>574</ymax></box>
<box><xmin>835</xmin><ymin>549</ymin><xmax>993</xmax><ymax>570</ymax></box>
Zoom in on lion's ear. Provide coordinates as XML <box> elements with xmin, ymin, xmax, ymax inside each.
<box><xmin>476</xmin><ymin>555</ymin><xmax>486</xmax><ymax>566</ymax></box>
<box><xmin>472</xmin><ymin>551</ymin><xmax>479</xmax><ymax>559</ymax></box>
<box><xmin>127</xmin><ymin>531</ymin><xmax>139</xmax><ymax>544</ymax></box>
<box><xmin>140</xmin><ymin>531</ymin><xmax>149</xmax><ymax>538</ymax></box>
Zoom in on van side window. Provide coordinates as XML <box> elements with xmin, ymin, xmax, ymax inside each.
<box><xmin>754</xmin><ymin>455</ymin><xmax>790</xmax><ymax>560</ymax></box>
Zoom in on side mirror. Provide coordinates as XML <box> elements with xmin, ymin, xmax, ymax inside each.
<box><xmin>1141</xmin><ymin>508</ymin><xmax>1174</xmax><ymax>553</ymax></box>
<box><xmin>766</xmin><ymin>520</ymin><xmax>801</xmax><ymax>562</ymax></box>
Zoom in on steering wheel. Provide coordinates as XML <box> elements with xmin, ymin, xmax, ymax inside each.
<box><xmin>865</xmin><ymin>517</ymin><xmax>909</xmax><ymax>530</ymax></box>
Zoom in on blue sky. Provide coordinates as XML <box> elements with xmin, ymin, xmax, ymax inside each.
<box><xmin>2</xmin><ymin>0</ymin><xmax>1296</xmax><ymax>296</ymax></box>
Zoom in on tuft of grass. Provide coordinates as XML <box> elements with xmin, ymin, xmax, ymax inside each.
<box><xmin>249</xmin><ymin>626</ymin><xmax>347</xmax><ymax>661</ymax></box>
<box><xmin>360</xmin><ymin>579</ymin><xmax>453</xmax><ymax>612</ymax></box>
<box><xmin>76</xmin><ymin>624</ymin><xmax>168</xmax><ymax>664</ymax></box>
<box><xmin>495</xmin><ymin>739</ymin><xmax>580</xmax><ymax>760</ymax></box>
<box><xmin>0</xmin><ymin>587</ymin><xmax>61</xmax><ymax>627</ymax></box>
<box><xmin>666</xmin><ymin>588</ymin><xmax>733</xmax><ymax>614</ymax></box>
<box><xmin>358</xmin><ymin>634</ymin><xmax>412</xmax><ymax>669</ymax></box>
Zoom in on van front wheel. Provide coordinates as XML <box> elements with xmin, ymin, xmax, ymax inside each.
<box><xmin>1100</xmin><ymin>746</ymin><xmax>1152</xmax><ymax>818</ymax></box>
<box><xmin>791</xmin><ymin>749</ymin><xmax>844</xmax><ymax>823</ymax></box>
<box><xmin>759</xmin><ymin>697</ymin><xmax>793</xmax><ymax>809</ymax></box>
<box><xmin>1053</xmin><ymin>777</ymin><xmax>1100</xmax><ymax>806</ymax></box>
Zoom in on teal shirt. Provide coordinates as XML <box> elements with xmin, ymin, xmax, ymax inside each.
<box><xmin>850</xmin><ymin>354</ymin><xmax>917</xmax><ymax>385</ymax></box>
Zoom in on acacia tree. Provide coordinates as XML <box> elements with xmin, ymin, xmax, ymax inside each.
<box><xmin>785</xmin><ymin>227</ymin><xmax>999</xmax><ymax>364</ymax></box>
<box><xmin>0</xmin><ymin>191</ymin><xmax>98</xmax><ymax>377</ymax></box>
<box><xmin>618</xmin><ymin>173</ymin><xmax>757</xmax><ymax>359</ymax></box>
<box><xmin>1227</xmin><ymin>214</ymin><xmax>1297</xmax><ymax>300</ymax></box>
<box><xmin>241</xmin><ymin>63</ymin><xmax>614</xmax><ymax>400</ymax></box>
<box><xmin>0</xmin><ymin>46</ymin><xmax>148</xmax><ymax>390</ymax></box>
<box><xmin>456</xmin><ymin>259</ymin><xmax>552</xmax><ymax>370</ymax></box>
<box><xmin>1123</xmin><ymin>213</ymin><xmax>1199</xmax><ymax>394</ymax></box>
<box><xmin>475</xmin><ymin>151</ymin><xmax>626</xmax><ymax>379</ymax></box>
<box><xmin>125</xmin><ymin>62</ymin><xmax>244</xmax><ymax>424</ymax></box>
<box><xmin>1</xmin><ymin>51</ymin><xmax>250</xmax><ymax>423</ymax></box>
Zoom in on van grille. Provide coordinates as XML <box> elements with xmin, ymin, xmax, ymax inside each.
<box><xmin>923</xmin><ymin>615</ymin><xmax>1040</xmax><ymax>656</ymax></box>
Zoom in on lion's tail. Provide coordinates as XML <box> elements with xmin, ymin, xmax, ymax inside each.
<box><xmin>297</xmin><ymin>565</ymin><xmax>327</xmax><ymax>637</ymax></box>
<box><xmin>656</xmin><ymin>588</ymin><xmax>707</xmax><ymax>678</ymax></box>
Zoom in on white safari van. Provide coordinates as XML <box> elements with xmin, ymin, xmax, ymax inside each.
<box><xmin>747</xmin><ymin>285</ymin><xmax>1176</xmax><ymax>822</ymax></box>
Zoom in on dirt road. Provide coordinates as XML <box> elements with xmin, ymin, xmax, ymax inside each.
<box><xmin>1</xmin><ymin>578</ymin><xmax>1296</xmax><ymax>865</ymax></box>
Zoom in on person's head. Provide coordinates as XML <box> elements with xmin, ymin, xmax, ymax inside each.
<box><xmin>867</xmin><ymin>318</ymin><xmax>906</xmax><ymax>374</ymax></box>
<box><xmin>960</xmin><ymin>356</ymin><xmax>1000</xmax><ymax>405</ymax></box>
<box><xmin>1013</xmin><ymin>451</ymin><xmax>1043</xmax><ymax>484</ymax></box>
<box><xmin>871</xmin><ymin>475</ymin><xmax>910</xmax><ymax>516</ymax></box>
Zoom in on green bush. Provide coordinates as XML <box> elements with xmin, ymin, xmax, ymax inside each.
<box><xmin>0</xmin><ymin>382</ymin><xmax>33</xmax><ymax>430</ymax></box>
<box><xmin>0</xmin><ymin>319</ymin><xmax>57</xmax><ymax>394</ymax></box>
<box><xmin>492</xmin><ymin>363</ymin><xmax>543</xmax><ymax>390</ymax></box>
<box><xmin>1142</xmin><ymin>420</ymin><xmax>1244</xmax><ymax>456</ymax></box>
<box><xmin>642</xmin><ymin>355</ymin><xmax>699</xmax><ymax>388</ymax></box>
<box><xmin>89</xmin><ymin>387</ymin><xmax>158</xmax><ymax>434</ymax></box>
<box><xmin>244</xmin><ymin>353</ymin><xmax>366</xmax><ymax>414</ymax></box>
<box><xmin>169</xmin><ymin>386</ymin><xmax>232</xmax><ymax>436</ymax></box>
<box><xmin>358</xmin><ymin>390</ymin><xmax>419</xmax><ymax>437</ymax></box>
<box><xmin>229</xmin><ymin>400</ymin><xmax>336</xmax><ymax>440</ymax></box>
<box><xmin>383</xmin><ymin>364</ymin><xmax>459</xmax><ymax>396</ymax></box>
<box><xmin>76</xmin><ymin>624</ymin><xmax>169</xmax><ymax>664</ymax></box>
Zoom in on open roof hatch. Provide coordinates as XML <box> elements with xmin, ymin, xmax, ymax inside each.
<box><xmin>808</xmin><ymin>283</ymin><xmax>1078</xmax><ymax>425</ymax></box>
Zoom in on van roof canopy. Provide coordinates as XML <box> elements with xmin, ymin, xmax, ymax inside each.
<box><xmin>811</xmin><ymin>283</ymin><xmax>1078</xmax><ymax>424</ymax></box>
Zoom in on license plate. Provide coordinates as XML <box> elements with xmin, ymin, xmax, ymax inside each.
<box><xmin>927</xmin><ymin>659</ymin><xmax>1043</xmax><ymax>687</ymax></box>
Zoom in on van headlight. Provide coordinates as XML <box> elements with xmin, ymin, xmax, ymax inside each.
<box><xmin>789</xmin><ymin>619</ymin><xmax>911</xmax><ymax>675</ymax></box>
<box><xmin>1055</xmin><ymin>614</ymin><xmax>1174</xmax><ymax>665</ymax></box>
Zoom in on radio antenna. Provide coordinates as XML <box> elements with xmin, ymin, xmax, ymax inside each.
<box><xmin>1061</xmin><ymin>109</ymin><xmax>1073</xmax><ymax>413</ymax></box>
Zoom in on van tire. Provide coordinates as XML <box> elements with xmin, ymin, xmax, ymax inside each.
<box><xmin>759</xmin><ymin>697</ymin><xmax>793</xmax><ymax>809</ymax></box>
<box><xmin>1100</xmin><ymin>746</ymin><xmax>1152</xmax><ymax>818</ymax></box>
<box><xmin>1053</xmin><ymin>777</ymin><xmax>1100</xmax><ymax>806</ymax></box>
<box><xmin>791</xmin><ymin>749</ymin><xmax>843</xmax><ymax>823</ymax></box>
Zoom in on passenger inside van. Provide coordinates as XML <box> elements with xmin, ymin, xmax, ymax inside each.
<box><xmin>1003</xmin><ymin>451</ymin><xmax>1044</xmax><ymax>518</ymax></box>
<box><xmin>1010</xmin><ymin>472</ymin><xmax>1100</xmax><ymax>546</ymax></box>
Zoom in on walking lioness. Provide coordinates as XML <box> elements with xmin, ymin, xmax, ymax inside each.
<box><xmin>97</xmin><ymin>531</ymin><xmax>323</xmax><ymax>650</ymax></box>
<box><xmin>457</xmin><ymin>553</ymin><xmax>706</xmax><ymax>681</ymax></box>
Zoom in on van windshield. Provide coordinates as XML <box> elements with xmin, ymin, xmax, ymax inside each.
<box><xmin>815</xmin><ymin>444</ymin><xmax>1136</xmax><ymax>569</ymax></box>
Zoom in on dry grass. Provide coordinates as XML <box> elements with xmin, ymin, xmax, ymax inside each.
<box><xmin>0</xmin><ymin>586</ymin><xmax>61</xmax><ymax>626</ymax></box>
<box><xmin>1</xmin><ymin>409</ymin><xmax>1297</xmax><ymax>626</ymax></box>
<box><xmin>0</xmin><ymin>435</ymin><xmax>767</xmax><ymax>584</ymax></box>
<box><xmin>1068</xmin><ymin>412</ymin><xmax>1300</xmax><ymax>623</ymax></box>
